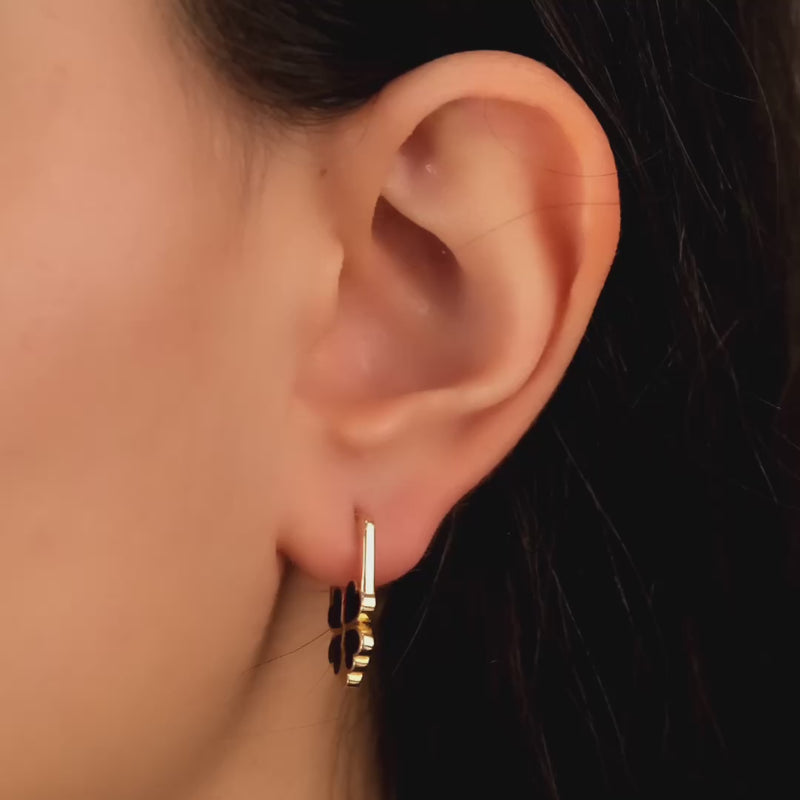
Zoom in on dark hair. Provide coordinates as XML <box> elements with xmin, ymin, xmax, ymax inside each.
<box><xmin>180</xmin><ymin>2</ymin><xmax>800</xmax><ymax>798</ymax></box>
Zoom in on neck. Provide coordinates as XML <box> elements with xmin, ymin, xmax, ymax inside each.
<box><xmin>177</xmin><ymin>566</ymin><xmax>377</xmax><ymax>800</ymax></box>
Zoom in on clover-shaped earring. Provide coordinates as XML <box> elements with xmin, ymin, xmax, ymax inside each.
<box><xmin>327</xmin><ymin>515</ymin><xmax>376</xmax><ymax>687</ymax></box>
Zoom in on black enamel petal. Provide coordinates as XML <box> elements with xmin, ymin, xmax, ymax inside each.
<box><xmin>328</xmin><ymin>636</ymin><xmax>342</xmax><ymax>675</ymax></box>
<box><xmin>344</xmin><ymin>628</ymin><xmax>361</xmax><ymax>670</ymax></box>
<box><xmin>328</xmin><ymin>588</ymin><xmax>342</xmax><ymax>630</ymax></box>
<box><xmin>344</xmin><ymin>581</ymin><xmax>361</xmax><ymax>625</ymax></box>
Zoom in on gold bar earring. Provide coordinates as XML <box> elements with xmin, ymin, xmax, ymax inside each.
<box><xmin>327</xmin><ymin>513</ymin><xmax>377</xmax><ymax>687</ymax></box>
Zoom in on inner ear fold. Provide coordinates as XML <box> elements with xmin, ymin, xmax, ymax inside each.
<box><xmin>298</xmin><ymin>95</ymin><xmax>599</xmax><ymax>447</ymax></box>
<box><xmin>389</xmin><ymin>97</ymin><xmax>585</xmax><ymax>281</ymax></box>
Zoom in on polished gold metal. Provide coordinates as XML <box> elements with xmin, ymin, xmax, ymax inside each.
<box><xmin>361</xmin><ymin>519</ymin><xmax>376</xmax><ymax>600</ymax></box>
<box><xmin>327</xmin><ymin>512</ymin><xmax>377</xmax><ymax>687</ymax></box>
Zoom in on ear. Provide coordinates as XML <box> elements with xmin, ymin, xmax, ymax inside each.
<box><xmin>278</xmin><ymin>51</ymin><xmax>620</xmax><ymax>587</ymax></box>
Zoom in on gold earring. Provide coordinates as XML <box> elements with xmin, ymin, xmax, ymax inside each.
<box><xmin>327</xmin><ymin>512</ymin><xmax>377</xmax><ymax>687</ymax></box>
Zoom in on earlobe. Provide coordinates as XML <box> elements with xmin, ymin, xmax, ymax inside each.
<box><xmin>283</xmin><ymin>51</ymin><xmax>620</xmax><ymax>587</ymax></box>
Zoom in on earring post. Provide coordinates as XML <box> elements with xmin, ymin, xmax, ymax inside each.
<box><xmin>361</xmin><ymin>518</ymin><xmax>375</xmax><ymax>597</ymax></box>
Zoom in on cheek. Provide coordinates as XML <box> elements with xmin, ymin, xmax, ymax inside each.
<box><xmin>0</xmin><ymin>19</ymin><xmax>289</xmax><ymax>800</ymax></box>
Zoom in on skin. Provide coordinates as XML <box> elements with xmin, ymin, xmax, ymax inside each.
<box><xmin>0</xmin><ymin>2</ymin><xmax>619</xmax><ymax>799</ymax></box>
